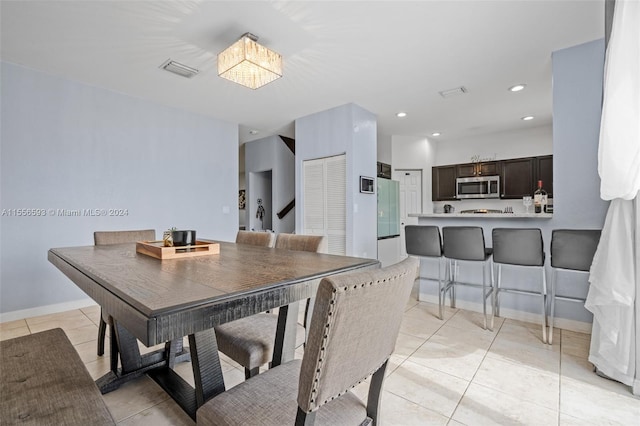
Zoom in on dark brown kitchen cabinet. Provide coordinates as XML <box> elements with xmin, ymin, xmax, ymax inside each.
<box><xmin>536</xmin><ymin>155</ymin><xmax>553</xmax><ymax>197</ymax></box>
<box><xmin>501</xmin><ymin>158</ymin><xmax>534</xmax><ymax>199</ymax></box>
<box><xmin>432</xmin><ymin>166</ymin><xmax>457</xmax><ymax>201</ymax></box>
<box><xmin>456</xmin><ymin>161</ymin><xmax>499</xmax><ymax>177</ymax></box>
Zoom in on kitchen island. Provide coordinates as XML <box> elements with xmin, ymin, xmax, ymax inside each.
<box><xmin>406</xmin><ymin>210</ymin><xmax>593</xmax><ymax>334</ymax></box>
<box><xmin>411</xmin><ymin>212</ymin><xmax>553</xmax><ymax>219</ymax></box>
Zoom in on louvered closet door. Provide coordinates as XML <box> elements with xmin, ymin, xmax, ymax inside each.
<box><xmin>303</xmin><ymin>154</ymin><xmax>346</xmax><ymax>255</ymax></box>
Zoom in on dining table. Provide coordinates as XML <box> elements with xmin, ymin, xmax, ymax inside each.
<box><xmin>48</xmin><ymin>240</ymin><xmax>379</xmax><ymax>420</ymax></box>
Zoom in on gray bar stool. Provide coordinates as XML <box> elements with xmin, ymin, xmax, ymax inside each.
<box><xmin>549</xmin><ymin>229</ymin><xmax>601</xmax><ymax>345</ymax></box>
<box><xmin>442</xmin><ymin>226</ymin><xmax>494</xmax><ymax>330</ymax></box>
<box><xmin>405</xmin><ymin>225</ymin><xmax>445</xmax><ymax>319</ymax></box>
<box><xmin>491</xmin><ymin>228</ymin><xmax>547</xmax><ymax>343</ymax></box>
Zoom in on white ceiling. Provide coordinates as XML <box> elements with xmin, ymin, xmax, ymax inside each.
<box><xmin>0</xmin><ymin>1</ymin><xmax>604</xmax><ymax>144</ymax></box>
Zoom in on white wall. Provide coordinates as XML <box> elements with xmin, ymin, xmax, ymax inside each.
<box><xmin>377</xmin><ymin>133</ymin><xmax>392</xmax><ymax>165</ymax></box>
<box><xmin>295</xmin><ymin>103</ymin><xmax>377</xmax><ymax>258</ymax></box>
<box><xmin>244</xmin><ymin>135</ymin><xmax>295</xmax><ymax>233</ymax></box>
<box><xmin>434</xmin><ymin>124</ymin><xmax>553</xmax><ymax>166</ymax></box>
<box><xmin>391</xmin><ymin>135</ymin><xmax>437</xmax><ymax>215</ymax></box>
<box><xmin>0</xmin><ymin>61</ymin><xmax>239</xmax><ymax>317</ymax></box>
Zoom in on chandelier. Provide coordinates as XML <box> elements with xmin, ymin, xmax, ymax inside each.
<box><xmin>217</xmin><ymin>33</ymin><xmax>282</xmax><ymax>90</ymax></box>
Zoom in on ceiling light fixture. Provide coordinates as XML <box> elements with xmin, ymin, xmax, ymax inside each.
<box><xmin>218</xmin><ymin>33</ymin><xmax>282</xmax><ymax>90</ymax></box>
<box><xmin>431</xmin><ymin>132</ymin><xmax>441</xmax><ymax>137</ymax></box>
<box><xmin>509</xmin><ymin>84</ymin><xmax>527</xmax><ymax>92</ymax></box>
<box><xmin>396</xmin><ymin>112</ymin><xmax>407</xmax><ymax>118</ymax></box>
<box><xmin>521</xmin><ymin>115</ymin><xmax>534</xmax><ymax>121</ymax></box>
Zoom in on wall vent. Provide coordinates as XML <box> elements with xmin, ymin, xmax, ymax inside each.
<box><xmin>439</xmin><ymin>86</ymin><xmax>468</xmax><ymax>98</ymax></box>
<box><xmin>159</xmin><ymin>59</ymin><xmax>199</xmax><ymax>78</ymax></box>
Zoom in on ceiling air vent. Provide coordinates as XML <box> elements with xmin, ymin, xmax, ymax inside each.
<box><xmin>439</xmin><ymin>86</ymin><xmax>468</xmax><ymax>98</ymax></box>
<box><xmin>159</xmin><ymin>59</ymin><xmax>199</xmax><ymax>78</ymax></box>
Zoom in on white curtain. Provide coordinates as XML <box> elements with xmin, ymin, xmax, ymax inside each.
<box><xmin>585</xmin><ymin>0</ymin><xmax>640</xmax><ymax>394</ymax></box>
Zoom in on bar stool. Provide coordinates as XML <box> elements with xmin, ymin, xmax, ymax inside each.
<box><xmin>405</xmin><ymin>225</ymin><xmax>445</xmax><ymax>319</ymax></box>
<box><xmin>491</xmin><ymin>228</ymin><xmax>547</xmax><ymax>343</ymax></box>
<box><xmin>442</xmin><ymin>226</ymin><xmax>494</xmax><ymax>330</ymax></box>
<box><xmin>549</xmin><ymin>229</ymin><xmax>601</xmax><ymax>345</ymax></box>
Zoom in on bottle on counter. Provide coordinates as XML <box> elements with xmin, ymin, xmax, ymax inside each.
<box><xmin>533</xmin><ymin>180</ymin><xmax>547</xmax><ymax>213</ymax></box>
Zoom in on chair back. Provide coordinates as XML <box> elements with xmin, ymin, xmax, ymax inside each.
<box><xmin>275</xmin><ymin>233</ymin><xmax>326</xmax><ymax>253</ymax></box>
<box><xmin>297</xmin><ymin>257</ymin><xmax>419</xmax><ymax>413</ymax></box>
<box><xmin>442</xmin><ymin>226</ymin><xmax>488</xmax><ymax>261</ymax></box>
<box><xmin>94</xmin><ymin>229</ymin><xmax>155</xmax><ymax>246</ymax></box>
<box><xmin>492</xmin><ymin>228</ymin><xmax>544</xmax><ymax>266</ymax></box>
<box><xmin>235</xmin><ymin>230</ymin><xmax>275</xmax><ymax>247</ymax></box>
<box><xmin>405</xmin><ymin>225</ymin><xmax>442</xmax><ymax>258</ymax></box>
<box><xmin>551</xmin><ymin>229</ymin><xmax>601</xmax><ymax>271</ymax></box>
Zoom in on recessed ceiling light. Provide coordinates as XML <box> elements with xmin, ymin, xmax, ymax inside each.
<box><xmin>431</xmin><ymin>132</ymin><xmax>441</xmax><ymax>137</ymax></box>
<box><xmin>396</xmin><ymin>112</ymin><xmax>407</xmax><ymax>118</ymax></box>
<box><xmin>249</xmin><ymin>130</ymin><xmax>259</xmax><ymax>135</ymax></box>
<box><xmin>521</xmin><ymin>116</ymin><xmax>534</xmax><ymax>121</ymax></box>
<box><xmin>509</xmin><ymin>84</ymin><xmax>527</xmax><ymax>92</ymax></box>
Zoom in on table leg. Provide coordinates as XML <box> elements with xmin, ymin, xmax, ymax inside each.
<box><xmin>96</xmin><ymin>321</ymin><xmax>189</xmax><ymax>394</ymax></box>
<box><xmin>150</xmin><ymin>329</ymin><xmax>226</xmax><ymax>421</ymax></box>
<box><xmin>272</xmin><ymin>301</ymin><xmax>300</xmax><ymax>367</ymax></box>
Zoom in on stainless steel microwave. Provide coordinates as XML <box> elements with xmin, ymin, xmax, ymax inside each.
<box><xmin>456</xmin><ymin>176</ymin><xmax>500</xmax><ymax>199</ymax></box>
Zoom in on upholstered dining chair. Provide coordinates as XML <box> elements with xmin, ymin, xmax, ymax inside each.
<box><xmin>197</xmin><ymin>256</ymin><xmax>419</xmax><ymax>426</ymax></box>
<box><xmin>235</xmin><ymin>229</ymin><xmax>275</xmax><ymax>247</ymax></box>
<box><xmin>94</xmin><ymin>229</ymin><xmax>156</xmax><ymax>357</ymax></box>
<box><xmin>214</xmin><ymin>233</ymin><xmax>325</xmax><ymax>379</ymax></box>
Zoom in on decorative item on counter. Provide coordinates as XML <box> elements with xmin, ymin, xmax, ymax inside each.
<box><xmin>533</xmin><ymin>180</ymin><xmax>547</xmax><ymax>213</ymax></box>
<box><xmin>523</xmin><ymin>196</ymin><xmax>532</xmax><ymax>214</ymax></box>
<box><xmin>163</xmin><ymin>227</ymin><xmax>176</xmax><ymax>247</ymax></box>
<box><xmin>444</xmin><ymin>204</ymin><xmax>454</xmax><ymax>213</ymax></box>
<box><xmin>172</xmin><ymin>230</ymin><xmax>196</xmax><ymax>247</ymax></box>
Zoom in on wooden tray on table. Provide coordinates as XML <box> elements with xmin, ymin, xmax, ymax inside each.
<box><xmin>136</xmin><ymin>240</ymin><xmax>220</xmax><ymax>260</ymax></box>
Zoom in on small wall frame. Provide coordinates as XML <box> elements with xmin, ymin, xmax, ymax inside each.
<box><xmin>360</xmin><ymin>176</ymin><xmax>375</xmax><ymax>193</ymax></box>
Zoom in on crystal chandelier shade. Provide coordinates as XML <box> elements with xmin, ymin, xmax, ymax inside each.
<box><xmin>217</xmin><ymin>33</ymin><xmax>282</xmax><ymax>90</ymax></box>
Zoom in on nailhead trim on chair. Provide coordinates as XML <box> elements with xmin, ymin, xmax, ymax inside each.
<box><xmin>305</xmin><ymin>271</ymin><xmax>408</xmax><ymax>411</ymax></box>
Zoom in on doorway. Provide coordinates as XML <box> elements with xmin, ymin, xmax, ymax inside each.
<box><xmin>249</xmin><ymin>170</ymin><xmax>272</xmax><ymax>231</ymax></box>
<box><xmin>396</xmin><ymin>169</ymin><xmax>423</xmax><ymax>256</ymax></box>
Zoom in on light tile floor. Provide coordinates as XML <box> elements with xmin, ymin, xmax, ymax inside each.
<box><xmin>2</xmin><ymin>291</ymin><xmax>639</xmax><ymax>426</ymax></box>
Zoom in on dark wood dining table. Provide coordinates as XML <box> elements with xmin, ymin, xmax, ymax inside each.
<box><xmin>48</xmin><ymin>240</ymin><xmax>379</xmax><ymax>419</ymax></box>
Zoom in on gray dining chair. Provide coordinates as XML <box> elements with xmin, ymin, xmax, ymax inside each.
<box><xmin>214</xmin><ymin>233</ymin><xmax>325</xmax><ymax>379</ymax></box>
<box><xmin>94</xmin><ymin>229</ymin><xmax>156</xmax><ymax>357</ymax></box>
<box><xmin>404</xmin><ymin>225</ymin><xmax>446</xmax><ymax>319</ymax></box>
<box><xmin>492</xmin><ymin>228</ymin><xmax>547</xmax><ymax>343</ymax></box>
<box><xmin>548</xmin><ymin>229</ymin><xmax>601</xmax><ymax>345</ymax></box>
<box><xmin>197</xmin><ymin>256</ymin><xmax>419</xmax><ymax>426</ymax></box>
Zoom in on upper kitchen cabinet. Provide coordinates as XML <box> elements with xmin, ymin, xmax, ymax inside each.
<box><xmin>501</xmin><ymin>158</ymin><xmax>534</xmax><ymax>199</ymax></box>
<box><xmin>456</xmin><ymin>161</ymin><xmax>500</xmax><ymax>177</ymax></box>
<box><xmin>536</xmin><ymin>155</ymin><xmax>553</xmax><ymax>197</ymax></box>
<box><xmin>432</xmin><ymin>165</ymin><xmax>457</xmax><ymax>201</ymax></box>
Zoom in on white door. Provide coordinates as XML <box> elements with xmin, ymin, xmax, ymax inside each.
<box><xmin>397</xmin><ymin>170</ymin><xmax>422</xmax><ymax>256</ymax></box>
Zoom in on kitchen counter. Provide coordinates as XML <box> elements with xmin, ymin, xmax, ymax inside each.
<box><xmin>410</xmin><ymin>213</ymin><xmax>553</xmax><ymax>219</ymax></box>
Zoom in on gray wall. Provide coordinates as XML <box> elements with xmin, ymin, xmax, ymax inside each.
<box><xmin>295</xmin><ymin>103</ymin><xmax>378</xmax><ymax>258</ymax></box>
<box><xmin>416</xmin><ymin>39</ymin><xmax>608</xmax><ymax>327</ymax></box>
<box><xmin>0</xmin><ymin>61</ymin><xmax>239</xmax><ymax>316</ymax></box>
<box><xmin>244</xmin><ymin>135</ymin><xmax>295</xmax><ymax>233</ymax></box>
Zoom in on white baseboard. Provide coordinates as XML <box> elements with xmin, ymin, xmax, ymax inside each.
<box><xmin>0</xmin><ymin>298</ymin><xmax>98</xmax><ymax>323</ymax></box>
<box><xmin>418</xmin><ymin>292</ymin><xmax>592</xmax><ymax>334</ymax></box>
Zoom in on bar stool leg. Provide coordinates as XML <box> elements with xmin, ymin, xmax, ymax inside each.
<box><xmin>540</xmin><ymin>267</ymin><xmax>548</xmax><ymax>344</ymax></box>
<box><xmin>493</xmin><ymin>264</ymin><xmax>501</xmax><ymax>318</ymax></box>
<box><xmin>481</xmin><ymin>262</ymin><xmax>488</xmax><ymax>330</ymax></box>
<box><xmin>490</xmin><ymin>260</ymin><xmax>496</xmax><ymax>331</ymax></box>
<box><xmin>450</xmin><ymin>260</ymin><xmax>457</xmax><ymax>309</ymax></box>
<box><xmin>437</xmin><ymin>258</ymin><xmax>444</xmax><ymax>320</ymax></box>
<box><xmin>549</xmin><ymin>268</ymin><xmax>556</xmax><ymax>345</ymax></box>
